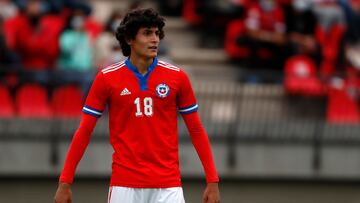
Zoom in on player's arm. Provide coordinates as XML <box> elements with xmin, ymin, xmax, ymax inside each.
<box><xmin>54</xmin><ymin>113</ymin><xmax>98</xmax><ymax>203</ymax></box>
<box><xmin>54</xmin><ymin>72</ymin><xmax>108</xmax><ymax>203</ymax></box>
<box><xmin>181</xmin><ymin>112</ymin><xmax>220</xmax><ymax>203</ymax></box>
<box><xmin>181</xmin><ymin>112</ymin><xmax>219</xmax><ymax>183</ymax></box>
<box><xmin>177</xmin><ymin>70</ymin><xmax>220</xmax><ymax>203</ymax></box>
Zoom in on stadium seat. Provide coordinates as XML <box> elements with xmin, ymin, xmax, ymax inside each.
<box><xmin>284</xmin><ymin>55</ymin><xmax>326</xmax><ymax>97</ymax></box>
<box><xmin>15</xmin><ymin>84</ymin><xmax>52</xmax><ymax>118</ymax></box>
<box><xmin>327</xmin><ymin>78</ymin><xmax>360</xmax><ymax>124</ymax></box>
<box><xmin>51</xmin><ymin>85</ymin><xmax>83</xmax><ymax>118</ymax></box>
<box><xmin>0</xmin><ymin>85</ymin><xmax>15</xmax><ymax>118</ymax></box>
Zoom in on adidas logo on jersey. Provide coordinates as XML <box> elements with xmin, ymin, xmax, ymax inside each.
<box><xmin>120</xmin><ymin>88</ymin><xmax>131</xmax><ymax>96</ymax></box>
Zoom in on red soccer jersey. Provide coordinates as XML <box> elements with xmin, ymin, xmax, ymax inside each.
<box><xmin>82</xmin><ymin>58</ymin><xmax>201</xmax><ymax>187</ymax></box>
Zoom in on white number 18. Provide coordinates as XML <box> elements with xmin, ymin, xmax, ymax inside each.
<box><xmin>134</xmin><ymin>97</ymin><xmax>153</xmax><ymax>117</ymax></box>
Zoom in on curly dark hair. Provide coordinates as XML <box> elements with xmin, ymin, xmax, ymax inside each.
<box><xmin>115</xmin><ymin>8</ymin><xmax>165</xmax><ymax>57</ymax></box>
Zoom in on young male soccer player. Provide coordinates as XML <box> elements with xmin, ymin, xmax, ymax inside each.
<box><xmin>54</xmin><ymin>8</ymin><xmax>220</xmax><ymax>203</ymax></box>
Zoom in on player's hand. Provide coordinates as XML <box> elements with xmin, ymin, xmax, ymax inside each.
<box><xmin>202</xmin><ymin>182</ymin><xmax>220</xmax><ymax>203</ymax></box>
<box><xmin>54</xmin><ymin>182</ymin><xmax>72</xmax><ymax>203</ymax></box>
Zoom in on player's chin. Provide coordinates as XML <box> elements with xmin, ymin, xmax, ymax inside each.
<box><xmin>147</xmin><ymin>51</ymin><xmax>158</xmax><ymax>58</ymax></box>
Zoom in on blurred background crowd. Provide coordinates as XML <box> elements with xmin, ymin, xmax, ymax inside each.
<box><xmin>182</xmin><ymin>0</ymin><xmax>360</xmax><ymax>124</ymax></box>
<box><xmin>0</xmin><ymin>0</ymin><xmax>359</xmax><ymax>123</ymax></box>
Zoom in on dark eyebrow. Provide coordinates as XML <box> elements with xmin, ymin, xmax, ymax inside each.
<box><xmin>144</xmin><ymin>27</ymin><xmax>159</xmax><ymax>31</ymax></box>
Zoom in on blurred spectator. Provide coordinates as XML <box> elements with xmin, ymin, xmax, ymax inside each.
<box><xmin>313</xmin><ymin>0</ymin><xmax>346</xmax><ymax>31</ymax></box>
<box><xmin>340</xmin><ymin>0</ymin><xmax>360</xmax><ymax>73</ymax></box>
<box><xmin>313</xmin><ymin>0</ymin><xmax>346</xmax><ymax>77</ymax></box>
<box><xmin>285</xmin><ymin>0</ymin><xmax>320</xmax><ymax>62</ymax></box>
<box><xmin>4</xmin><ymin>0</ymin><xmax>64</xmax><ymax>84</ymax></box>
<box><xmin>236</xmin><ymin>0</ymin><xmax>287</xmax><ymax>68</ymax></box>
<box><xmin>67</xmin><ymin>4</ymin><xmax>103</xmax><ymax>43</ymax></box>
<box><xmin>197</xmin><ymin>0</ymin><xmax>245</xmax><ymax>48</ymax></box>
<box><xmin>0</xmin><ymin>0</ymin><xmax>18</xmax><ymax>20</ymax></box>
<box><xmin>57</xmin><ymin>9</ymin><xmax>95</xmax><ymax>95</ymax></box>
<box><xmin>0</xmin><ymin>16</ymin><xmax>19</xmax><ymax>65</ymax></box>
<box><xmin>0</xmin><ymin>16</ymin><xmax>21</xmax><ymax>88</ymax></box>
<box><xmin>94</xmin><ymin>10</ymin><xmax>124</xmax><ymax>69</ymax></box>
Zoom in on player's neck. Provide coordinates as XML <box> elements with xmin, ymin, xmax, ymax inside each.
<box><xmin>129</xmin><ymin>55</ymin><xmax>154</xmax><ymax>75</ymax></box>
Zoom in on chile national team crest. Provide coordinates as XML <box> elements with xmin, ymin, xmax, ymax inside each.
<box><xmin>156</xmin><ymin>83</ymin><xmax>170</xmax><ymax>98</ymax></box>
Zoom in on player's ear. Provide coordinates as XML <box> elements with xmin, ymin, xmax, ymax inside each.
<box><xmin>126</xmin><ymin>37</ymin><xmax>132</xmax><ymax>45</ymax></box>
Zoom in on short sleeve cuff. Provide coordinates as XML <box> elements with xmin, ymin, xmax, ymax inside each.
<box><xmin>178</xmin><ymin>104</ymin><xmax>198</xmax><ymax>114</ymax></box>
<box><xmin>82</xmin><ymin>105</ymin><xmax>103</xmax><ymax>118</ymax></box>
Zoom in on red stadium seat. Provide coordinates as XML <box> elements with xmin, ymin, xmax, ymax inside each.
<box><xmin>0</xmin><ymin>85</ymin><xmax>15</xmax><ymax>118</ymax></box>
<box><xmin>284</xmin><ymin>55</ymin><xmax>326</xmax><ymax>97</ymax></box>
<box><xmin>15</xmin><ymin>84</ymin><xmax>52</xmax><ymax>118</ymax></box>
<box><xmin>327</xmin><ymin>78</ymin><xmax>360</xmax><ymax>124</ymax></box>
<box><xmin>52</xmin><ymin>85</ymin><xmax>83</xmax><ymax>118</ymax></box>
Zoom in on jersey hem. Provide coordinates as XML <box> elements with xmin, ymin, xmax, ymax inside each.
<box><xmin>109</xmin><ymin>181</ymin><xmax>182</xmax><ymax>188</ymax></box>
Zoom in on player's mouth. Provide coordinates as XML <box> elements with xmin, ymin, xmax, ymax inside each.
<box><xmin>149</xmin><ymin>46</ymin><xmax>158</xmax><ymax>51</ymax></box>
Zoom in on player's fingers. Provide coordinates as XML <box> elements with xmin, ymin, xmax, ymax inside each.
<box><xmin>206</xmin><ymin>195</ymin><xmax>220</xmax><ymax>203</ymax></box>
<box><xmin>202</xmin><ymin>195</ymin><xmax>207</xmax><ymax>203</ymax></box>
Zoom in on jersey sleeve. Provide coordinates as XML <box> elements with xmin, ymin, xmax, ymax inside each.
<box><xmin>177</xmin><ymin>70</ymin><xmax>198</xmax><ymax>114</ymax></box>
<box><xmin>59</xmin><ymin>113</ymin><xmax>98</xmax><ymax>184</ymax></box>
<box><xmin>82</xmin><ymin>72</ymin><xmax>109</xmax><ymax>118</ymax></box>
<box><xmin>182</xmin><ymin>112</ymin><xmax>219</xmax><ymax>183</ymax></box>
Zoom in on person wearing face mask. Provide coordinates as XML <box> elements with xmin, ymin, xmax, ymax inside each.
<box><xmin>236</xmin><ymin>0</ymin><xmax>287</xmax><ymax>70</ymax></box>
<box><xmin>4</xmin><ymin>0</ymin><xmax>64</xmax><ymax>85</ymax></box>
<box><xmin>284</xmin><ymin>0</ymin><xmax>320</xmax><ymax>62</ymax></box>
<box><xmin>57</xmin><ymin>9</ymin><xmax>94</xmax><ymax>95</ymax></box>
<box><xmin>94</xmin><ymin>10</ymin><xmax>125</xmax><ymax>69</ymax></box>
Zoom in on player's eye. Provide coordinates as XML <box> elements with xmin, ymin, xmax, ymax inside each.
<box><xmin>144</xmin><ymin>30</ymin><xmax>151</xmax><ymax>35</ymax></box>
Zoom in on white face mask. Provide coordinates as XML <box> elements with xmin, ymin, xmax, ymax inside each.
<box><xmin>293</xmin><ymin>0</ymin><xmax>312</xmax><ymax>11</ymax></box>
<box><xmin>71</xmin><ymin>16</ymin><xmax>85</xmax><ymax>30</ymax></box>
<box><xmin>260</xmin><ymin>0</ymin><xmax>275</xmax><ymax>11</ymax></box>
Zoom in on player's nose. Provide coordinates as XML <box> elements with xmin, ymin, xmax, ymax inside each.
<box><xmin>150</xmin><ymin>33</ymin><xmax>159</xmax><ymax>43</ymax></box>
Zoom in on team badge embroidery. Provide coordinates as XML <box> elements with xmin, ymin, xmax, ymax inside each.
<box><xmin>156</xmin><ymin>83</ymin><xmax>170</xmax><ymax>98</ymax></box>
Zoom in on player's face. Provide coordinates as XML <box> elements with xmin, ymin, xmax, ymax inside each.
<box><xmin>129</xmin><ymin>27</ymin><xmax>160</xmax><ymax>59</ymax></box>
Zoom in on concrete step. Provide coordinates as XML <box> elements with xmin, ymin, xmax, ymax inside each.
<box><xmin>164</xmin><ymin>29</ymin><xmax>199</xmax><ymax>49</ymax></box>
<box><xmin>164</xmin><ymin>16</ymin><xmax>189</xmax><ymax>31</ymax></box>
<box><xmin>178</xmin><ymin>62</ymin><xmax>240</xmax><ymax>81</ymax></box>
<box><xmin>170</xmin><ymin>48</ymin><xmax>229</xmax><ymax>65</ymax></box>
